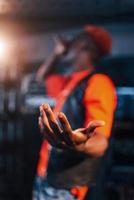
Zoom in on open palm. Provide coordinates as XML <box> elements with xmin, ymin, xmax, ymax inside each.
<box><xmin>39</xmin><ymin>104</ymin><xmax>105</xmax><ymax>154</ymax></box>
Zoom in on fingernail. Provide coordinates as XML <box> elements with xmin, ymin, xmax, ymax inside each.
<box><xmin>95</xmin><ymin>120</ymin><xmax>105</xmax><ymax>126</ymax></box>
<box><xmin>101</xmin><ymin>121</ymin><xmax>105</xmax><ymax>126</ymax></box>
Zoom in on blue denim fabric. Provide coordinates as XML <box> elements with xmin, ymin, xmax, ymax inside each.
<box><xmin>32</xmin><ymin>176</ymin><xmax>77</xmax><ymax>200</ymax></box>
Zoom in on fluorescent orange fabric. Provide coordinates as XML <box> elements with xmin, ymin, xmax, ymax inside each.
<box><xmin>45</xmin><ymin>74</ymin><xmax>69</xmax><ymax>97</ymax></box>
<box><xmin>37</xmin><ymin>140</ymin><xmax>50</xmax><ymax>177</ymax></box>
<box><xmin>83</xmin><ymin>73</ymin><xmax>117</xmax><ymax>138</ymax></box>
<box><xmin>71</xmin><ymin>186</ymin><xmax>89</xmax><ymax>200</ymax></box>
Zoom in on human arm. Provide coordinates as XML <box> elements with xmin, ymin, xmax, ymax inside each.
<box><xmin>36</xmin><ymin>37</ymin><xmax>67</xmax><ymax>82</ymax></box>
<box><xmin>82</xmin><ymin>74</ymin><xmax>117</xmax><ymax>156</ymax></box>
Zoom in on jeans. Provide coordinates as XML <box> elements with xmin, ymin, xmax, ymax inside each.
<box><xmin>32</xmin><ymin>176</ymin><xmax>77</xmax><ymax>200</ymax></box>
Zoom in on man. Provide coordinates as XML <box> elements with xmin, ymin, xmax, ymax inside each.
<box><xmin>33</xmin><ymin>25</ymin><xmax>117</xmax><ymax>200</ymax></box>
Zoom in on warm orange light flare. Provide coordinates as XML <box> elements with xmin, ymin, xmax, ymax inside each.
<box><xmin>0</xmin><ymin>35</ymin><xmax>15</xmax><ymax>65</ymax></box>
<box><xmin>0</xmin><ymin>37</ymin><xmax>10</xmax><ymax>61</ymax></box>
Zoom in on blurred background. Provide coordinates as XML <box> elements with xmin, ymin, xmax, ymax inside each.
<box><xmin>0</xmin><ymin>0</ymin><xmax>134</xmax><ymax>199</ymax></box>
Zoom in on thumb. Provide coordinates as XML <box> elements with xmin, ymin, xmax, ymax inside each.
<box><xmin>85</xmin><ymin>120</ymin><xmax>105</xmax><ymax>135</ymax></box>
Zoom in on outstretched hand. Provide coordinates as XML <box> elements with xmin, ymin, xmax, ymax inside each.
<box><xmin>39</xmin><ymin>104</ymin><xmax>106</xmax><ymax>155</ymax></box>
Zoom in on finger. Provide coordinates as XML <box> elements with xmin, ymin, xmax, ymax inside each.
<box><xmin>58</xmin><ymin>112</ymin><xmax>74</xmax><ymax>145</ymax></box>
<box><xmin>72</xmin><ymin>129</ymin><xmax>88</xmax><ymax>143</ymax></box>
<box><xmin>40</xmin><ymin>105</ymin><xmax>60</xmax><ymax>146</ymax></box>
<box><xmin>43</xmin><ymin>104</ymin><xmax>63</xmax><ymax>140</ymax></box>
<box><xmin>86</xmin><ymin>120</ymin><xmax>105</xmax><ymax>136</ymax></box>
<box><xmin>38</xmin><ymin>116</ymin><xmax>56</xmax><ymax>145</ymax></box>
<box><xmin>40</xmin><ymin>105</ymin><xmax>52</xmax><ymax>132</ymax></box>
<box><xmin>38</xmin><ymin>116</ymin><xmax>51</xmax><ymax>137</ymax></box>
<box><xmin>38</xmin><ymin>117</ymin><xmax>44</xmax><ymax>133</ymax></box>
<box><xmin>58</xmin><ymin>112</ymin><xmax>72</xmax><ymax>132</ymax></box>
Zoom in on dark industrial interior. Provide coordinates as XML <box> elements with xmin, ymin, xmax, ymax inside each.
<box><xmin>0</xmin><ymin>1</ymin><xmax>134</xmax><ymax>200</ymax></box>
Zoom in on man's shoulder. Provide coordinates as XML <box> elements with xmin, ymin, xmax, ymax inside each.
<box><xmin>88</xmin><ymin>73</ymin><xmax>115</xmax><ymax>88</ymax></box>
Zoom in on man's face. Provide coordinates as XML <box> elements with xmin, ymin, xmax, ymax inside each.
<box><xmin>63</xmin><ymin>40</ymin><xmax>92</xmax><ymax>72</ymax></box>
